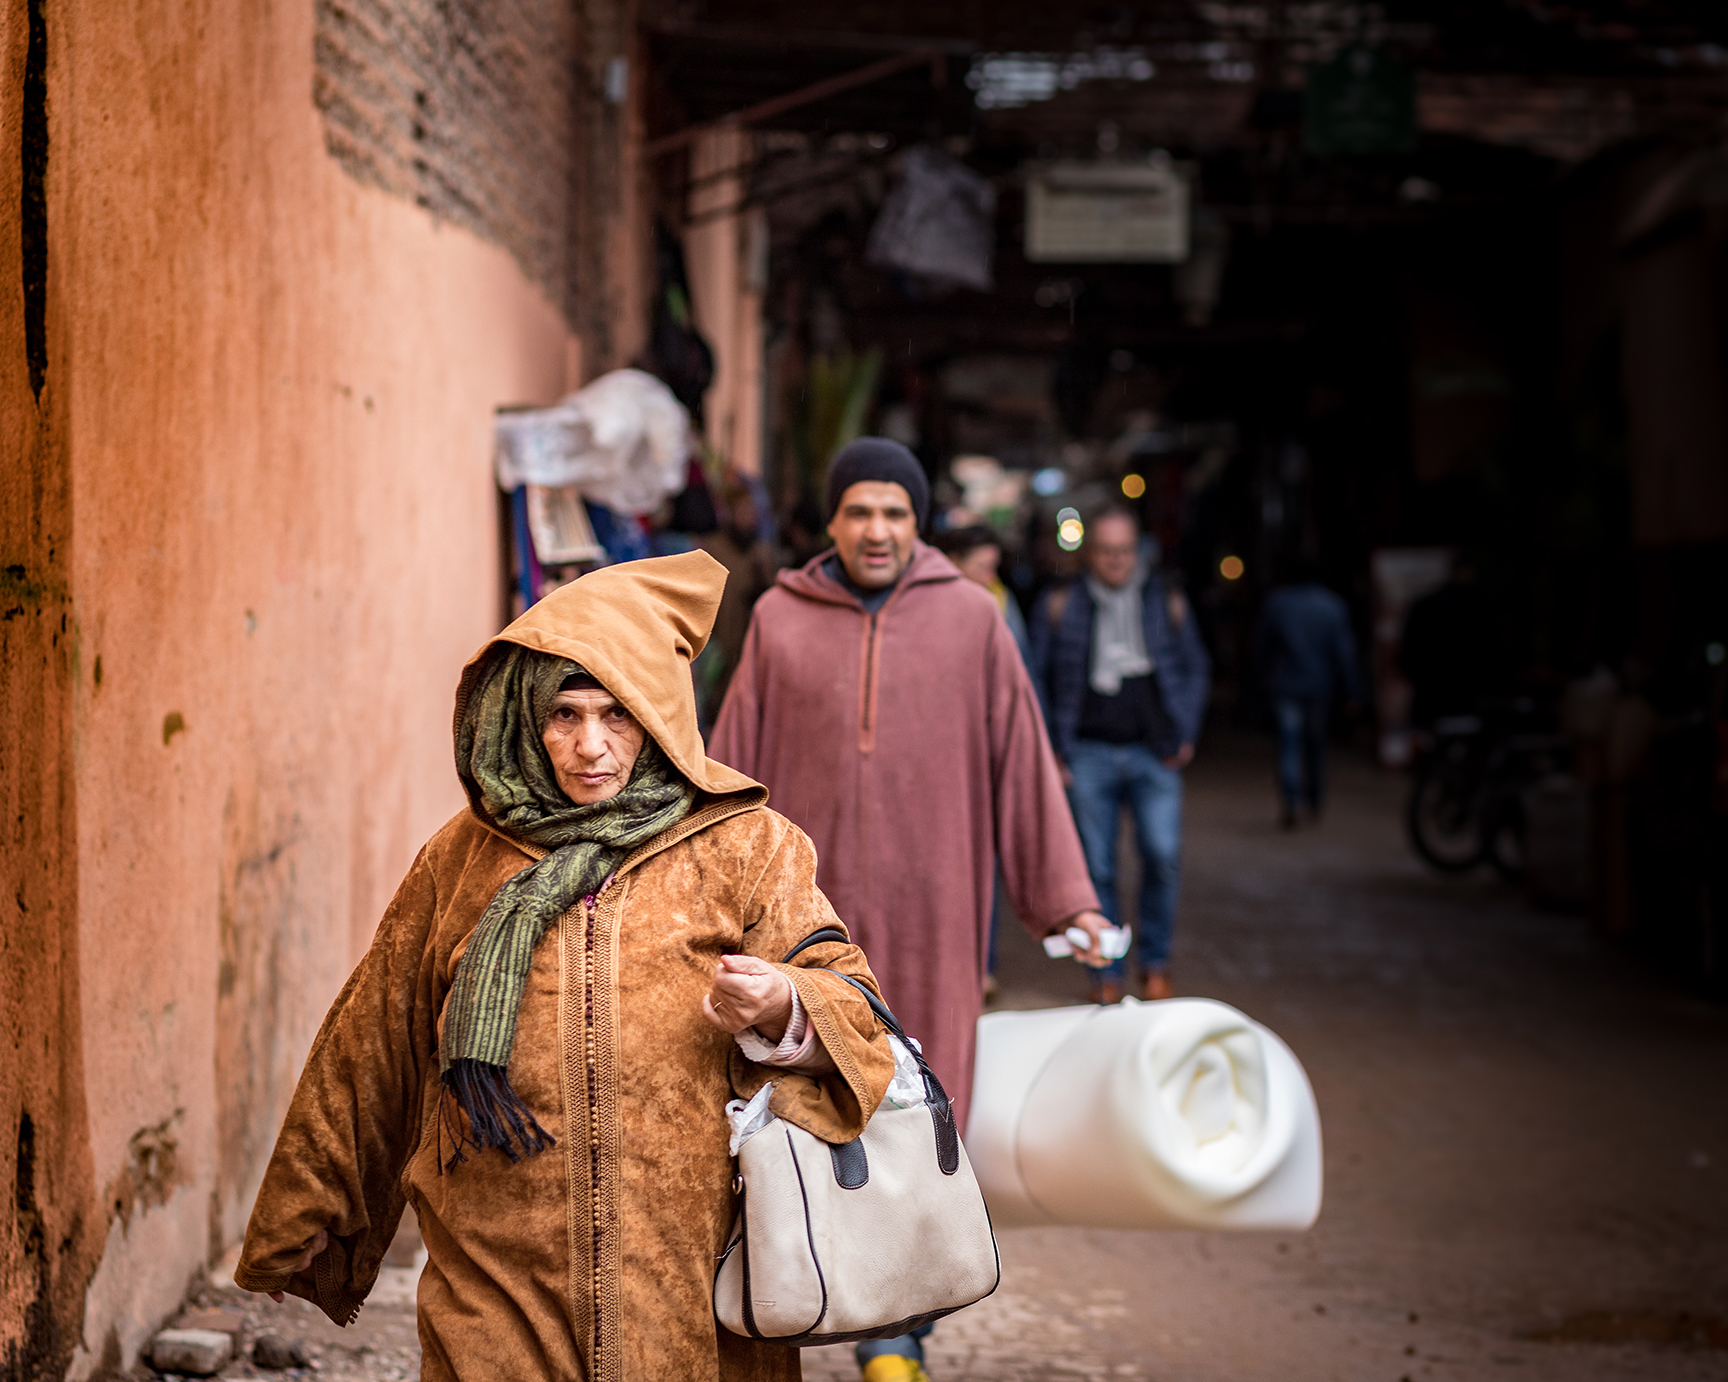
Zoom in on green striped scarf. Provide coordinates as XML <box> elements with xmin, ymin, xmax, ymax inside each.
<box><xmin>443</xmin><ymin>643</ymin><xmax>696</xmax><ymax>1166</ymax></box>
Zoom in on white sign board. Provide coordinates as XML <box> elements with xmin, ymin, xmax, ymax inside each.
<box><xmin>1025</xmin><ymin>161</ymin><xmax>1190</xmax><ymax>263</ymax></box>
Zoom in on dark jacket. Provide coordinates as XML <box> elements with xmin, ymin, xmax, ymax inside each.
<box><xmin>1253</xmin><ymin>582</ymin><xmax>1363</xmax><ymax>704</ymax></box>
<box><xmin>1038</xmin><ymin>575</ymin><xmax>1212</xmax><ymax>762</ymax></box>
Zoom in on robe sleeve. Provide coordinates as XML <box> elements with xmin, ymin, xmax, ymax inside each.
<box><xmin>732</xmin><ymin>985</ymin><xmax>834</xmax><ymax>1072</ymax></box>
<box><xmin>984</xmin><ymin>612</ymin><xmax>1101</xmax><ymax>936</ymax></box>
<box><xmin>232</xmin><ymin>844</ymin><xmax>443</xmax><ymax>1324</ymax></box>
<box><xmin>729</xmin><ymin>818</ymin><xmax>896</xmax><ymax>1144</ymax></box>
<box><xmin>709</xmin><ymin>607</ymin><xmax>765</xmax><ymax>776</ymax></box>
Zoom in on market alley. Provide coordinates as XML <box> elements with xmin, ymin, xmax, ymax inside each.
<box><xmin>188</xmin><ymin>733</ymin><xmax>1728</xmax><ymax>1382</ymax></box>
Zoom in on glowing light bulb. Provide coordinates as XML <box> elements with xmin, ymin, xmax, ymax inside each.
<box><xmin>1219</xmin><ymin>555</ymin><xmax>1244</xmax><ymax>581</ymax></box>
<box><xmin>1121</xmin><ymin>473</ymin><xmax>1146</xmax><ymax>499</ymax></box>
<box><xmin>1058</xmin><ymin>518</ymin><xmax>1085</xmax><ymax>551</ymax></box>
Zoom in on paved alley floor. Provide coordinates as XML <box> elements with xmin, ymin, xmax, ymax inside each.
<box><xmin>808</xmin><ymin>735</ymin><xmax>1728</xmax><ymax>1382</ymax></box>
<box><xmin>192</xmin><ymin>736</ymin><xmax>1728</xmax><ymax>1381</ymax></box>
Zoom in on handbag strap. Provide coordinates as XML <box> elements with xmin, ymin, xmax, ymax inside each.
<box><xmin>777</xmin><ymin>929</ymin><xmax>961</xmax><ymax>1175</ymax></box>
<box><xmin>780</xmin><ymin>926</ymin><xmax>848</xmax><ymax>964</ymax></box>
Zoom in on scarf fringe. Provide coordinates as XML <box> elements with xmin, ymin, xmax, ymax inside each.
<box><xmin>439</xmin><ymin>1059</ymin><xmax>556</xmax><ymax>1172</ymax></box>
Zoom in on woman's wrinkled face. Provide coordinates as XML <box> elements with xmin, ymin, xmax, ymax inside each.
<box><xmin>541</xmin><ymin>689</ymin><xmax>647</xmax><ymax>805</ymax></box>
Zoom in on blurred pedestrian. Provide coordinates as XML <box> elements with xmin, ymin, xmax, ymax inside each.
<box><xmin>1254</xmin><ymin>555</ymin><xmax>1363</xmax><ymax>828</ymax></box>
<box><xmin>1042</xmin><ymin>507</ymin><xmax>1211</xmax><ymax>1004</ymax></box>
<box><xmin>712</xmin><ymin>439</ymin><xmax>1104</xmax><ymax>1382</ymax></box>
<box><xmin>932</xmin><ymin>525</ymin><xmax>1034</xmax><ymax>669</ymax></box>
<box><xmin>932</xmin><ymin>525</ymin><xmax>1036</xmax><ymax>999</ymax></box>
<box><xmin>694</xmin><ymin>472</ymin><xmax>774</xmax><ymax>725</ymax></box>
<box><xmin>236</xmin><ymin>553</ymin><xmax>894</xmax><ymax>1382</ymax></box>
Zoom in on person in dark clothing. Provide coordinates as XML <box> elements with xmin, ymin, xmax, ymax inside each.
<box><xmin>1039</xmin><ymin>508</ymin><xmax>1211</xmax><ymax>1003</ymax></box>
<box><xmin>1253</xmin><ymin>557</ymin><xmax>1363</xmax><ymax>827</ymax></box>
<box><xmin>1399</xmin><ymin>556</ymin><xmax>1503</xmax><ymax>728</ymax></box>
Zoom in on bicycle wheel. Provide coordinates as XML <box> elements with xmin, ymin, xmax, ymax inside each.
<box><xmin>1407</xmin><ymin>772</ymin><xmax>1486</xmax><ymax>873</ymax></box>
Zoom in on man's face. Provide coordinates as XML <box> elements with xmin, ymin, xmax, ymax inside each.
<box><xmin>1085</xmin><ymin>514</ymin><xmax>1140</xmax><ymax>589</ymax></box>
<box><xmin>827</xmin><ymin>481</ymin><xmax>918</xmax><ymax>590</ymax></box>
<box><xmin>540</xmin><ymin>689</ymin><xmax>647</xmax><ymax>805</ymax></box>
<box><xmin>954</xmin><ymin>543</ymin><xmax>1001</xmax><ymax>589</ymax></box>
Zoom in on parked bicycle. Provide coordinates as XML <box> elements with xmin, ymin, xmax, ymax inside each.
<box><xmin>1406</xmin><ymin>699</ymin><xmax>1571</xmax><ymax>883</ymax></box>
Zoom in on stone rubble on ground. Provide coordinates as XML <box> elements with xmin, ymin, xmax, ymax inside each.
<box><xmin>149</xmin><ymin>1329</ymin><xmax>233</xmax><ymax>1376</ymax></box>
<box><xmin>252</xmin><ymin>1333</ymin><xmax>310</xmax><ymax>1370</ymax></box>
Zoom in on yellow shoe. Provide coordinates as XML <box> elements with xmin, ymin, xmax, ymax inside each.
<box><xmin>861</xmin><ymin>1357</ymin><xmax>930</xmax><ymax>1382</ymax></box>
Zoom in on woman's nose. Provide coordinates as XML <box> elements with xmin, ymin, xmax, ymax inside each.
<box><xmin>572</xmin><ymin>723</ymin><xmax>610</xmax><ymax>761</ymax></box>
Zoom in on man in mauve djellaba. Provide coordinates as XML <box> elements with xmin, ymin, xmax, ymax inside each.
<box><xmin>712</xmin><ymin>439</ymin><xmax>1108</xmax><ymax>1123</ymax></box>
<box><xmin>711</xmin><ymin>438</ymin><xmax>1106</xmax><ymax>1382</ymax></box>
<box><xmin>236</xmin><ymin>552</ymin><xmax>895</xmax><ymax>1382</ymax></box>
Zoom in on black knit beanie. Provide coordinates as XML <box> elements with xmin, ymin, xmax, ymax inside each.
<box><xmin>824</xmin><ymin>438</ymin><xmax>931</xmax><ymax>530</ymax></box>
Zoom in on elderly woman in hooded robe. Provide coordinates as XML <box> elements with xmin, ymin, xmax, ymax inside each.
<box><xmin>235</xmin><ymin>552</ymin><xmax>895</xmax><ymax>1382</ymax></box>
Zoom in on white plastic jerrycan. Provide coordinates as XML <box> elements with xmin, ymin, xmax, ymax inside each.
<box><xmin>966</xmin><ymin>998</ymin><xmax>1322</xmax><ymax>1231</ymax></box>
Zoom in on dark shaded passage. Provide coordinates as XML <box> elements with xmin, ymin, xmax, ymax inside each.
<box><xmin>816</xmin><ymin>732</ymin><xmax>1728</xmax><ymax>1382</ymax></box>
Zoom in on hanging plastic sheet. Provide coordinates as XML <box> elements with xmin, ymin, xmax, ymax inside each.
<box><xmin>494</xmin><ymin>368</ymin><xmax>693</xmax><ymax>516</ymax></box>
<box><xmin>866</xmin><ymin>146</ymin><xmax>997</xmax><ymax>292</ymax></box>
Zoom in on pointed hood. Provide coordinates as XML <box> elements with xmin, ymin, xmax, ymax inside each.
<box><xmin>454</xmin><ymin>551</ymin><xmax>760</xmax><ymax>827</ymax></box>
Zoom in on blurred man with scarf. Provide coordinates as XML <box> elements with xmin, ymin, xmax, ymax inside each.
<box><xmin>1040</xmin><ymin>506</ymin><xmax>1211</xmax><ymax>1004</ymax></box>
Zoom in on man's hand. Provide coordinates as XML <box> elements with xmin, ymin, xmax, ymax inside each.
<box><xmin>1057</xmin><ymin>758</ymin><xmax>1073</xmax><ymax>790</ymax></box>
<box><xmin>260</xmin><ymin>1227</ymin><xmax>329</xmax><ymax>1302</ymax></box>
<box><xmin>1163</xmin><ymin>742</ymin><xmax>1195</xmax><ymax>770</ymax></box>
<box><xmin>703</xmin><ymin>955</ymin><xmax>794</xmax><ymax>1043</ymax></box>
<box><xmin>1055</xmin><ymin>909</ymin><xmax>1111</xmax><ymax>967</ymax></box>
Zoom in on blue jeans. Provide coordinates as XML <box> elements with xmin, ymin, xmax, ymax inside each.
<box><xmin>1066</xmin><ymin>739</ymin><xmax>1183</xmax><ymax>979</ymax></box>
<box><xmin>1273</xmin><ymin>695</ymin><xmax>1329</xmax><ymax>813</ymax></box>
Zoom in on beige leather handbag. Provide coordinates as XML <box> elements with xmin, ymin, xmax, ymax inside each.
<box><xmin>713</xmin><ymin>930</ymin><xmax>1000</xmax><ymax>1346</ymax></box>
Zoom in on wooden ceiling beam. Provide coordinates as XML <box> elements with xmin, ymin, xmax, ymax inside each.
<box><xmin>645</xmin><ymin>47</ymin><xmax>945</xmax><ymax>157</ymax></box>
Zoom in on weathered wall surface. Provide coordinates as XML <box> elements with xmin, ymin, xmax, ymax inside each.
<box><xmin>1</xmin><ymin>0</ymin><xmax>578</xmax><ymax>1375</ymax></box>
<box><xmin>309</xmin><ymin>0</ymin><xmax>649</xmax><ymax>374</ymax></box>
<box><xmin>313</xmin><ymin>0</ymin><xmax>579</xmax><ymax>317</ymax></box>
<box><xmin>1</xmin><ymin>2</ymin><xmax>105</xmax><ymax>1376</ymax></box>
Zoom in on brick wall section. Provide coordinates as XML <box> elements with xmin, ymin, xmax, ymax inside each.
<box><xmin>313</xmin><ymin>0</ymin><xmax>580</xmax><ymax>319</ymax></box>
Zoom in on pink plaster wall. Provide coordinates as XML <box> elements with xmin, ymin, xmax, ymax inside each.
<box><xmin>685</xmin><ymin>130</ymin><xmax>767</xmax><ymax>475</ymax></box>
<box><xmin>42</xmin><ymin>3</ymin><xmax>571</xmax><ymax>1369</ymax></box>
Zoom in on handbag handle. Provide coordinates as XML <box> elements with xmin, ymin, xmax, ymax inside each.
<box><xmin>777</xmin><ymin>928</ymin><xmax>961</xmax><ymax>1175</ymax></box>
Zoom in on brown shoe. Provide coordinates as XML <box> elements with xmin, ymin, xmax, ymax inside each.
<box><xmin>1093</xmin><ymin>979</ymin><xmax>1123</xmax><ymax>1005</ymax></box>
<box><xmin>1141</xmin><ymin>970</ymin><xmax>1173</xmax><ymax>1001</ymax></box>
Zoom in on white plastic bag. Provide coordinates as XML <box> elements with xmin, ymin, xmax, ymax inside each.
<box><xmin>493</xmin><ymin>368</ymin><xmax>692</xmax><ymax>515</ymax></box>
<box><xmin>726</xmin><ymin>1035</ymin><xmax>926</xmax><ymax>1155</ymax></box>
<box><xmin>725</xmin><ymin>1083</ymin><xmax>777</xmax><ymax>1156</ymax></box>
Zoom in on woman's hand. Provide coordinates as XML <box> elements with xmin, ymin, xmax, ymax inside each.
<box><xmin>702</xmin><ymin>955</ymin><xmax>794</xmax><ymax>1043</ymax></box>
<box><xmin>260</xmin><ymin>1227</ymin><xmax>329</xmax><ymax>1302</ymax></box>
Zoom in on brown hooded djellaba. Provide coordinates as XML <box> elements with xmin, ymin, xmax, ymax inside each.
<box><xmin>234</xmin><ymin>552</ymin><xmax>896</xmax><ymax>1382</ymax></box>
